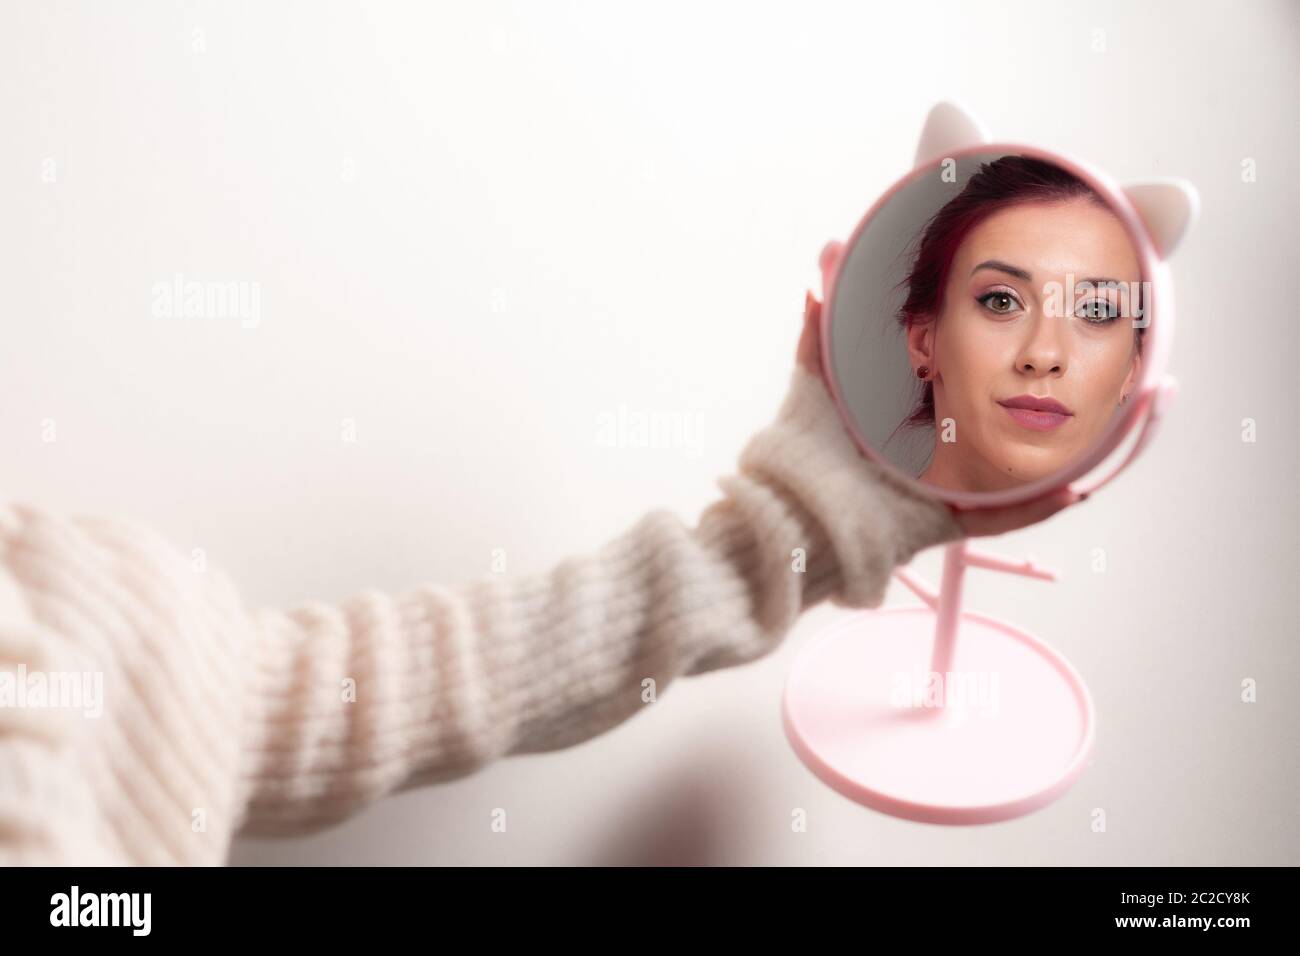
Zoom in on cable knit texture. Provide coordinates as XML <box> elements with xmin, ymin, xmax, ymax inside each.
<box><xmin>0</xmin><ymin>366</ymin><xmax>963</xmax><ymax>864</ymax></box>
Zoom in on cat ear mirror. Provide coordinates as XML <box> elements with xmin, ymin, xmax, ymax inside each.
<box><xmin>782</xmin><ymin>102</ymin><xmax>1200</xmax><ymax>827</ymax></box>
<box><xmin>818</xmin><ymin>101</ymin><xmax>1197</xmax><ymax>510</ymax></box>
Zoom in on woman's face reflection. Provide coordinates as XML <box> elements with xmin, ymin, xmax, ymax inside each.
<box><xmin>910</xmin><ymin>197</ymin><xmax>1143</xmax><ymax>492</ymax></box>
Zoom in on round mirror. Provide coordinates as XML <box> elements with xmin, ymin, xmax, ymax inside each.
<box><xmin>822</xmin><ymin>145</ymin><xmax>1164</xmax><ymax>508</ymax></box>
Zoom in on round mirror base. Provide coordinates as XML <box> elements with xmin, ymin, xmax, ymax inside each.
<box><xmin>783</xmin><ymin>607</ymin><xmax>1094</xmax><ymax>825</ymax></box>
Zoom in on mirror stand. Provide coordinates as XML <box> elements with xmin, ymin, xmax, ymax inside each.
<box><xmin>782</xmin><ymin>541</ymin><xmax>1095</xmax><ymax>825</ymax></box>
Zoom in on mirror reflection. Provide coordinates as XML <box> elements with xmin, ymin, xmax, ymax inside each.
<box><xmin>827</xmin><ymin>152</ymin><xmax>1149</xmax><ymax>496</ymax></box>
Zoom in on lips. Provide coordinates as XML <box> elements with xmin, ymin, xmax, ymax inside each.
<box><xmin>998</xmin><ymin>394</ymin><xmax>1073</xmax><ymax>432</ymax></box>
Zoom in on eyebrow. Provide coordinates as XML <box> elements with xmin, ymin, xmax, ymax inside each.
<box><xmin>971</xmin><ymin>259</ymin><xmax>1032</xmax><ymax>281</ymax></box>
<box><xmin>970</xmin><ymin>259</ymin><xmax>1123</xmax><ymax>287</ymax></box>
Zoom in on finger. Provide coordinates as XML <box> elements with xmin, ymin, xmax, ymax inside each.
<box><xmin>955</xmin><ymin>487</ymin><xmax>1081</xmax><ymax>537</ymax></box>
<box><xmin>796</xmin><ymin>291</ymin><xmax>822</xmax><ymax>376</ymax></box>
<box><xmin>1011</xmin><ymin>487</ymin><xmax>1080</xmax><ymax>526</ymax></box>
<box><xmin>819</xmin><ymin>240</ymin><xmax>845</xmax><ymax>277</ymax></box>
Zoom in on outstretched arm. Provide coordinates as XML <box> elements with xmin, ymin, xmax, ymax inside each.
<box><xmin>234</xmin><ymin>364</ymin><xmax>965</xmax><ymax>836</ymax></box>
<box><xmin>0</xmin><ymin>297</ymin><xmax>1078</xmax><ymax>865</ymax></box>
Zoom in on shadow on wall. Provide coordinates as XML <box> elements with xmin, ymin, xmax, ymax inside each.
<box><xmin>579</xmin><ymin>749</ymin><xmax>749</xmax><ymax>866</ymax></box>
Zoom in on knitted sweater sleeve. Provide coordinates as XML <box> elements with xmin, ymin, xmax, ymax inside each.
<box><xmin>235</xmin><ymin>366</ymin><xmax>964</xmax><ymax>836</ymax></box>
<box><xmin>0</xmin><ymin>365</ymin><xmax>963</xmax><ymax>863</ymax></box>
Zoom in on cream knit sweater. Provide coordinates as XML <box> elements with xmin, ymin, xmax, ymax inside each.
<box><xmin>0</xmin><ymin>366</ymin><xmax>964</xmax><ymax>865</ymax></box>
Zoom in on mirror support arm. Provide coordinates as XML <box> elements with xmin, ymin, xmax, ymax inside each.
<box><xmin>891</xmin><ymin>540</ymin><xmax>1060</xmax><ymax>704</ymax></box>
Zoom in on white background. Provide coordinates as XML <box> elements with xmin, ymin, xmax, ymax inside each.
<box><xmin>1</xmin><ymin>0</ymin><xmax>1296</xmax><ymax>864</ymax></box>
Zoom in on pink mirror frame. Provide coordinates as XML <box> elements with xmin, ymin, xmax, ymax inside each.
<box><xmin>818</xmin><ymin>141</ymin><xmax>1177</xmax><ymax>512</ymax></box>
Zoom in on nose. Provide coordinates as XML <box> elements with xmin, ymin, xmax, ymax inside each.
<box><xmin>1015</xmin><ymin>308</ymin><xmax>1068</xmax><ymax>377</ymax></box>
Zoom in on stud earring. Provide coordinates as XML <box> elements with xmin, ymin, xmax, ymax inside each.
<box><xmin>917</xmin><ymin>365</ymin><xmax>930</xmax><ymax>380</ymax></box>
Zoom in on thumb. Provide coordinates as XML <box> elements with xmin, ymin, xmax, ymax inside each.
<box><xmin>796</xmin><ymin>290</ymin><xmax>822</xmax><ymax>376</ymax></box>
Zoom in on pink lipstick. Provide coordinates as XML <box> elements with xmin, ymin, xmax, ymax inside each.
<box><xmin>998</xmin><ymin>394</ymin><xmax>1073</xmax><ymax>432</ymax></box>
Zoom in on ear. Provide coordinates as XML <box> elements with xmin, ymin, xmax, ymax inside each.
<box><xmin>1123</xmin><ymin>345</ymin><xmax>1143</xmax><ymax>397</ymax></box>
<box><xmin>914</xmin><ymin>101</ymin><xmax>991</xmax><ymax>169</ymax></box>
<box><xmin>1120</xmin><ymin>179</ymin><xmax>1200</xmax><ymax>259</ymax></box>
<box><xmin>905</xmin><ymin>316</ymin><xmax>936</xmax><ymax>368</ymax></box>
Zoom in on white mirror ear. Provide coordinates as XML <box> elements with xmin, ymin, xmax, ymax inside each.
<box><xmin>1121</xmin><ymin>179</ymin><xmax>1200</xmax><ymax>259</ymax></box>
<box><xmin>913</xmin><ymin>100</ymin><xmax>991</xmax><ymax>169</ymax></box>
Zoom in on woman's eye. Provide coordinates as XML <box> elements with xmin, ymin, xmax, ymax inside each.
<box><xmin>1076</xmin><ymin>299</ymin><xmax>1120</xmax><ymax>323</ymax></box>
<box><xmin>977</xmin><ymin>291</ymin><xmax>1019</xmax><ymax>315</ymax></box>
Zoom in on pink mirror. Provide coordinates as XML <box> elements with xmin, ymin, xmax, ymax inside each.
<box><xmin>783</xmin><ymin>102</ymin><xmax>1199</xmax><ymax>826</ymax></box>
<box><xmin>818</xmin><ymin>103</ymin><xmax>1195</xmax><ymax>511</ymax></box>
